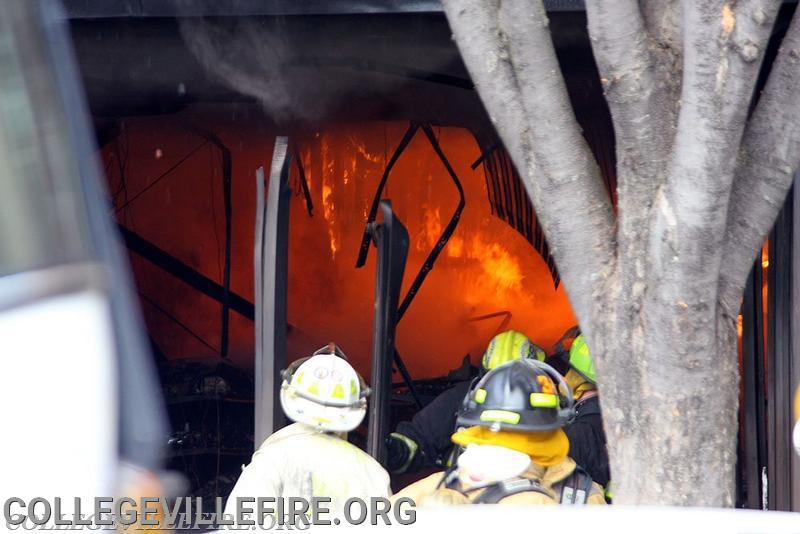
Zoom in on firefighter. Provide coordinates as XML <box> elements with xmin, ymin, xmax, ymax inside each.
<box><xmin>224</xmin><ymin>344</ymin><xmax>390</xmax><ymax>523</ymax></box>
<box><xmin>386</xmin><ymin>330</ymin><xmax>546</xmax><ymax>474</ymax></box>
<box><xmin>563</xmin><ymin>334</ymin><xmax>610</xmax><ymax>490</ymax></box>
<box><xmin>391</xmin><ymin>359</ymin><xmax>607</xmax><ymax>505</ymax></box>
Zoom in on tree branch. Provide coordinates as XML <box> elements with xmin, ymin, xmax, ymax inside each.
<box><xmin>640</xmin><ymin>0</ymin><xmax>683</xmax><ymax>52</ymax></box>
<box><xmin>585</xmin><ymin>0</ymin><xmax>682</xmax><ymax>381</ymax></box>
<box><xmin>645</xmin><ymin>0</ymin><xmax>779</xmax><ymax>387</ymax></box>
<box><xmin>441</xmin><ymin>0</ymin><xmax>616</xmax><ymax>338</ymax></box>
<box><xmin>719</xmin><ymin>9</ymin><xmax>800</xmax><ymax>314</ymax></box>
<box><xmin>586</xmin><ymin>0</ymin><xmax>676</xmax><ymax>208</ymax></box>
<box><xmin>651</xmin><ymin>0</ymin><xmax>779</xmax><ymax>297</ymax></box>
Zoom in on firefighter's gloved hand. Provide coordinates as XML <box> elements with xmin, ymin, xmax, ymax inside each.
<box><xmin>386</xmin><ymin>432</ymin><xmax>418</xmax><ymax>474</ymax></box>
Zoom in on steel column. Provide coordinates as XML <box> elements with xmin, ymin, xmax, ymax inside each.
<box><xmin>254</xmin><ymin>138</ymin><xmax>291</xmax><ymax>445</ymax></box>
<box><xmin>367</xmin><ymin>200</ymin><xmax>409</xmax><ymax>464</ymax></box>
<box><xmin>767</xmin><ymin>185</ymin><xmax>794</xmax><ymax>511</ymax></box>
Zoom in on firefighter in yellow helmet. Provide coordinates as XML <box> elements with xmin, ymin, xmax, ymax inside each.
<box><xmin>392</xmin><ymin>359</ymin><xmax>607</xmax><ymax>505</ymax></box>
<box><xmin>224</xmin><ymin>344</ymin><xmax>390</xmax><ymax>523</ymax></box>
<box><xmin>386</xmin><ymin>330</ymin><xmax>546</xmax><ymax>474</ymax></box>
<box><xmin>563</xmin><ymin>333</ymin><xmax>610</xmax><ymax>492</ymax></box>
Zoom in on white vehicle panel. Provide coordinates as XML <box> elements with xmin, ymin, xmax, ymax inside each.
<box><xmin>0</xmin><ymin>290</ymin><xmax>118</xmax><ymax>502</ymax></box>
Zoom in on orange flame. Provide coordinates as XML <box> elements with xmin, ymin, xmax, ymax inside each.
<box><xmin>102</xmin><ymin>119</ymin><xmax>576</xmax><ymax>379</ymax></box>
<box><xmin>320</xmin><ymin>134</ymin><xmax>340</xmax><ymax>259</ymax></box>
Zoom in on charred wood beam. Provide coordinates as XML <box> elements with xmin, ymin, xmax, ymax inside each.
<box><xmin>117</xmin><ymin>224</ymin><xmax>255</xmax><ymax>321</ymax></box>
<box><xmin>357</xmin><ymin>123</ymin><xmax>420</xmax><ymax>268</ymax></box>
<box><xmin>470</xmin><ymin>142</ymin><xmax>499</xmax><ymax>170</ymax></box>
<box><xmin>396</xmin><ymin>124</ymin><xmax>465</xmax><ymax>320</ymax></box>
<box><xmin>293</xmin><ymin>147</ymin><xmax>314</xmax><ymax>217</ymax></box>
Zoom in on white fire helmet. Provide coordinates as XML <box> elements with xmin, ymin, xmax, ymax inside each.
<box><xmin>280</xmin><ymin>346</ymin><xmax>369</xmax><ymax>433</ymax></box>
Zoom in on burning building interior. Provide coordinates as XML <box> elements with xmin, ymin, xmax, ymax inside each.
<box><xmin>64</xmin><ymin>0</ymin><xmax>798</xmax><ymax>510</ymax></box>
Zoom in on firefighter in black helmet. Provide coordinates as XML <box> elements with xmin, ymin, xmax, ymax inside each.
<box><xmin>392</xmin><ymin>359</ymin><xmax>606</xmax><ymax>505</ymax></box>
<box><xmin>386</xmin><ymin>330</ymin><xmax>546</xmax><ymax>474</ymax></box>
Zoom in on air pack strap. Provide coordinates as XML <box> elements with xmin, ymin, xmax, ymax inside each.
<box><xmin>574</xmin><ymin>396</ymin><xmax>602</xmax><ymax>418</ymax></box>
<box><xmin>439</xmin><ymin>467</ymin><xmax>551</xmax><ymax>504</ymax></box>
<box><xmin>472</xmin><ymin>478</ymin><xmax>551</xmax><ymax>503</ymax></box>
<box><xmin>554</xmin><ymin>465</ymin><xmax>594</xmax><ymax>504</ymax></box>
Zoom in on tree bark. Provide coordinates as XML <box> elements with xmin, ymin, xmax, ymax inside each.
<box><xmin>442</xmin><ymin>0</ymin><xmax>799</xmax><ymax>506</ymax></box>
<box><xmin>719</xmin><ymin>12</ymin><xmax>800</xmax><ymax>314</ymax></box>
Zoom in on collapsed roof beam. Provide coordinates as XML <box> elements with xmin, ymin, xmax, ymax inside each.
<box><xmin>117</xmin><ymin>224</ymin><xmax>255</xmax><ymax>320</ymax></box>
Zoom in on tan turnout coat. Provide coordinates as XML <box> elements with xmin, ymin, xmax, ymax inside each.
<box><xmin>392</xmin><ymin>456</ymin><xmax>606</xmax><ymax>506</ymax></box>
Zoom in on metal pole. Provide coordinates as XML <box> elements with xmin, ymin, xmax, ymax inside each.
<box><xmin>741</xmin><ymin>263</ymin><xmax>765</xmax><ymax>509</ymax></box>
<box><xmin>767</xmin><ymin>184</ymin><xmax>794</xmax><ymax>510</ymax></box>
<box><xmin>790</xmin><ymin>181</ymin><xmax>800</xmax><ymax>511</ymax></box>
<box><xmin>254</xmin><ymin>138</ymin><xmax>291</xmax><ymax>446</ymax></box>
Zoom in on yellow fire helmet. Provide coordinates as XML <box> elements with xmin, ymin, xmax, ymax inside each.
<box><xmin>482</xmin><ymin>330</ymin><xmax>545</xmax><ymax>372</ymax></box>
<box><xmin>280</xmin><ymin>348</ymin><xmax>370</xmax><ymax>433</ymax></box>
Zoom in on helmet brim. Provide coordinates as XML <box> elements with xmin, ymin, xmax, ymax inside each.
<box><xmin>570</xmin><ymin>364</ymin><xmax>596</xmax><ymax>385</ymax></box>
<box><xmin>456</xmin><ymin>408</ymin><xmax>565</xmax><ymax>433</ymax></box>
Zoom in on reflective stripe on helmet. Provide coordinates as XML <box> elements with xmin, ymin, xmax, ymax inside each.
<box><xmin>530</xmin><ymin>392</ymin><xmax>559</xmax><ymax>408</ymax></box>
<box><xmin>479</xmin><ymin>409</ymin><xmax>521</xmax><ymax>425</ymax></box>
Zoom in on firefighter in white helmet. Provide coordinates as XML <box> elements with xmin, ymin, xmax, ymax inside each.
<box><xmin>224</xmin><ymin>344</ymin><xmax>390</xmax><ymax>524</ymax></box>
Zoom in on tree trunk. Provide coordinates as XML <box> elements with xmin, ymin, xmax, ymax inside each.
<box><xmin>593</xmin><ymin>295</ymin><xmax>740</xmax><ymax>505</ymax></box>
<box><xmin>441</xmin><ymin>0</ymin><xmax>800</xmax><ymax>506</ymax></box>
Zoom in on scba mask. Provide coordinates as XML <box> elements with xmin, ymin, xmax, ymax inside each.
<box><xmin>456</xmin><ymin>444</ymin><xmax>531</xmax><ymax>489</ymax></box>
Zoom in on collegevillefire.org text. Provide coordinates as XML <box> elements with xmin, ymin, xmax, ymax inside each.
<box><xmin>4</xmin><ymin>496</ymin><xmax>417</xmax><ymax>529</ymax></box>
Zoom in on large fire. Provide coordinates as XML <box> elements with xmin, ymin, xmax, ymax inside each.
<box><xmin>102</xmin><ymin>118</ymin><xmax>576</xmax><ymax>380</ymax></box>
